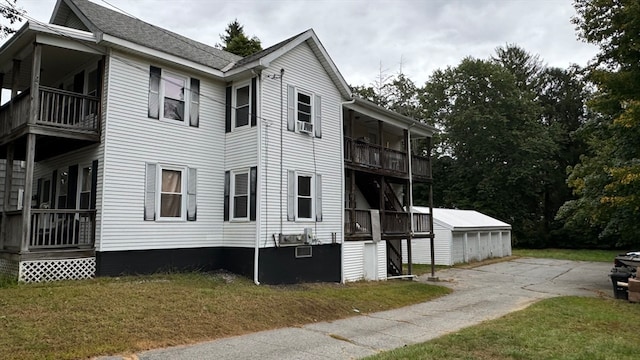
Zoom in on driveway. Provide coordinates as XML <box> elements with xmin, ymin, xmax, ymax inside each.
<box><xmin>99</xmin><ymin>258</ymin><xmax>612</xmax><ymax>360</ymax></box>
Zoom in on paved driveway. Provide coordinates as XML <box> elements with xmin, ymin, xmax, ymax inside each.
<box><xmin>100</xmin><ymin>258</ymin><xmax>613</xmax><ymax>360</ymax></box>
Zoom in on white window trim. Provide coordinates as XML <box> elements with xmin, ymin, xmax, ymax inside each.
<box><xmin>160</xmin><ymin>70</ymin><xmax>190</xmax><ymax>125</ymax></box>
<box><xmin>295</xmin><ymin>171</ymin><xmax>315</xmax><ymax>221</ymax></box>
<box><xmin>230</xmin><ymin>169</ymin><xmax>250</xmax><ymax>221</ymax></box>
<box><xmin>156</xmin><ymin>165</ymin><xmax>187</xmax><ymax>221</ymax></box>
<box><xmin>233</xmin><ymin>81</ymin><xmax>251</xmax><ymax>130</ymax></box>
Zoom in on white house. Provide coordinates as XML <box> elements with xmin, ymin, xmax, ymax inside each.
<box><xmin>402</xmin><ymin>207</ymin><xmax>512</xmax><ymax>266</ymax></box>
<box><xmin>0</xmin><ymin>0</ymin><xmax>435</xmax><ymax>284</ymax></box>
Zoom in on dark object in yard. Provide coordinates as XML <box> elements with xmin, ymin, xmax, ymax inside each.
<box><xmin>609</xmin><ymin>251</ymin><xmax>638</xmax><ymax>300</ymax></box>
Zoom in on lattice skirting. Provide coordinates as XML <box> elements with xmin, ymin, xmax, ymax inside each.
<box><xmin>19</xmin><ymin>257</ymin><xmax>96</xmax><ymax>283</ymax></box>
<box><xmin>0</xmin><ymin>258</ymin><xmax>19</xmax><ymax>278</ymax></box>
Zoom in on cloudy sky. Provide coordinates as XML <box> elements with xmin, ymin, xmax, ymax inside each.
<box><xmin>7</xmin><ymin>0</ymin><xmax>598</xmax><ymax>87</ymax></box>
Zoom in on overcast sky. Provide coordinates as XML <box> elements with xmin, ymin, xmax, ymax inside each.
<box><xmin>8</xmin><ymin>0</ymin><xmax>598</xmax><ymax>87</ymax></box>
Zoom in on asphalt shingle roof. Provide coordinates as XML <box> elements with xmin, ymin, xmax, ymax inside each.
<box><xmin>67</xmin><ymin>0</ymin><xmax>241</xmax><ymax>70</ymax></box>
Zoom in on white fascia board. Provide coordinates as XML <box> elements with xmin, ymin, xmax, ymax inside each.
<box><xmin>306</xmin><ymin>32</ymin><xmax>352</xmax><ymax>99</ymax></box>
<box><xmin>35</xmin><ymin>33</ymin><xmax>104</xmax><ymax>55</ymax></box>
<box><xmin>452</xmin><ymin>226</ymin><xmax>512</xmax><ymax>232</ymax></box>
<box><xmin>29</xmin><ymin>22</ymin><xmax>96</xmax><ymax>42</ymax></box>
<box><xmin>100</xmin><ymin>34</ymin><xmax>225</xmax><ymax>79</ymax></box>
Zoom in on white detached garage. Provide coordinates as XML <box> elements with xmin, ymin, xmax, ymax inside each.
<box><xmin>403</xmin><ymin>207</ymin><xmax>512</xmax><ymax>266</ymax></box>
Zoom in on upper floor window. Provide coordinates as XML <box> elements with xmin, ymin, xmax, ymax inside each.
<box><xmin>148</xmin><ymin>66</ymin><xmax>200</xmax><ymax>127</ymax></box>
<box><xmin>235</xmin><ymin>84</ymin><xmax>250</xmax><ymax>128</ymax></box>
<box><xmin>287</xmin><ymin>85</ymin><xmax>322</xmax><ymax>138</ymax></box>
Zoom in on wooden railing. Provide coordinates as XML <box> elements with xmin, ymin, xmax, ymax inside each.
<box><xmin>344</xmin><ymin>137</ymin><xmax>430</xmax><ymax>179</ymax></box>
<box><xmin>344</xmin><ymin>209</ymin><xmax>372</xmax><ymax>236</ymax></box>
<box><xmin>29</xmin><ymin>209</ymin><xmax>96</xmax><ymax>250</ymax></box>
<box><xmin>413</xmin><ymin>213</ymin><xmax>432</xmax><ymax>233</ymax></box>
<box><xmin>0</xmin><ymin>87</ymin><xmax>99</xmax><ymax>138</ymax></box>
<box><xmin>382</xmin><ymin>210</ymin><xmax>410</xmax><ymax>234</ymax></box>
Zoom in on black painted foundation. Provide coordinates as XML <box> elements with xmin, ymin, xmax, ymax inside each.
<box><xmin>96</xmin><ymin>244</ymin><xmax>341</xmax><ymax>284</ymax></box>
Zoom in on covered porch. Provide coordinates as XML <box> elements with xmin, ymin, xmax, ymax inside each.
<box><xmin>0</xmin><ymin>22</ymin><xmax>103</xmax><ymax>281</ymax></box>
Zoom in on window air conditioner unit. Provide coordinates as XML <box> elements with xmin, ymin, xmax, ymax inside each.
<box><xmin>296</xmin><ymin>121</ymin><xmax>313</xmax><ymax>134</ymax></box>
<box><xmin>279</xmin><ymin>233</ymin><xmax>305</xmax><ymax>246</ymax></box>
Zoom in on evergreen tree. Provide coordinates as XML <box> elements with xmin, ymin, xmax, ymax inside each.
<box><xmin>218</xmin><ymin>19</ymin><xmax>262</xmax><ymax>57</ymax></box>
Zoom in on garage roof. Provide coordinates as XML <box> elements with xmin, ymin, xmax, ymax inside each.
<box><xmin>413</xmin><ymin>207</ymin><xmax>511</xmax><ymax>231</ymax></box>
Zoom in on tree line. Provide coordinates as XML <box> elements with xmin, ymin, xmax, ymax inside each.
<box><xmin>353</xmin><ymin>0</ymin><xmax>639</xmax><ymax>249</ymax></box>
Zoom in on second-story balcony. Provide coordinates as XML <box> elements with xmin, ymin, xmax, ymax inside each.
<box><xmin>0</xmin><ymin>86</ymin><xmax>100</xmax><ymax>140</ymax></box>
<box><xmin>344</xmin><ymin>136</ymin><xmax>431</xmax><ymax>180</ymax></box>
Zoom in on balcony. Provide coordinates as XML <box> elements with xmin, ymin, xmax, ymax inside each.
<box><xmin>0</xmin><ymin>86</ymin><xmax>100</xmax><ymax>141</ymax></box>
<box><xmin>344</xmin><ymin>209</ymin><xmax>432</xmax><ymax>239</ymax></box>
<box><xmin>1</xmin><ymin>209</ymin><xmax>96</xmax><ymax>255</ymax></box>
<box><xmin>344</xmin><ymin>137</ymin><xmax>431</xmax><ymax>180</ymax></box>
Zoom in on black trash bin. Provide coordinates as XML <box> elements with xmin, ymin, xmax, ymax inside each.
<box><xmin>610</xmin><ymin>268</ymin><xmax>631</xmax><ymax>300</ymax></box>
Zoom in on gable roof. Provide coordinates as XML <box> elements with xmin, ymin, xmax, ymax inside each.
<box><xmin>225</xmin><ymin>29</ymin><xmax>352</xmax><ymax>99</ymax></box>
<box><xmin>413</xmin><ymin>207</ymin><xmax>511</xmax><ymax>231</ymax></box>
<box><xmin>51</xmin><ymin>0</ymin><xmax>241</xmax><ymax>70</ymax></box>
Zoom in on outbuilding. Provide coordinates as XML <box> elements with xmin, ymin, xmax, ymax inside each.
<box><xmin>403</xmin><ymin>207</ymin><xmax>512</xmax><ymax>266</ymax></box>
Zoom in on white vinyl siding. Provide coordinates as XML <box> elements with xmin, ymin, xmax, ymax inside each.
<box><xmin>259</xmin><ymin>42</ymin><xmax>343</xmax><ymax>249</ymax></box>
<box><xmin>101</xmin><ymin>51</ymin><xmax>224</xmax><ymax>251</ymax></box>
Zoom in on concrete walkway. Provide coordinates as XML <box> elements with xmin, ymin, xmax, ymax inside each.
<box><xmin>99</xmin><ymin>258</ymin><xmax>612</xmax><ymax>360</ymax></box>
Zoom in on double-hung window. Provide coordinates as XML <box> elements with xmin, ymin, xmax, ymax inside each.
<box><xmin>234</xmin><ymin>84</ymin><xmax>250</xmax><ymax>128</ymax></box>
<box><xmin>159</xmin><ymin>166</ymin><xmax>185</xmax><ymax>219</ymax></box>
<box><xmin>287</xmin><ymin>85</ymin><xmax>321</xmax><ymax>137</ymax></box>
<box><xmin>296</xmin><ymin>173</ymin><xmax>313</xmax><ymax>220</ymax></box>
<box><xmin>231</xmin><ymin>170</ymin><xmax>249</xmax><ymax>220</ymax></box>
<box><xmin>148</xmin><ymin>66</ymin><xmax>200</xmax><ymax>127</ymax></box>
<box><xmin>79</xmin><ymin>165</ymin><xmax>92</xmax><ymax>209</ymax></box>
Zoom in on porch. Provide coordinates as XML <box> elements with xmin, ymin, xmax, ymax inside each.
<box><xmin>344</xmin><ymin>209</ymin><xmax>432</xmax><ymax>240</ymax></box>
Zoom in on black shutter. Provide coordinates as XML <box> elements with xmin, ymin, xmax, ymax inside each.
<box><xmin>67</xmin><ymin>165</ymin><xmax>78</xmax><ymax>209</ymax></box>
<box><xmin>224</xmin><ymin>171</ymin><xmax>230</xmax><ymax>221</ymax></box>
<box><xmin>225</xmin><ymin>85</ymin><xmax>232</xmax><ymax>133</ymax></box>
<box><xmin>36</xmin><ymin>178</ymin><xmax>42</xmax><ymax>208</ymax></box>
<box><xmin>73</xmin><ymin>71</ymin><xmax>85</xmax><ymax>93</ymax></box>
<box><xmin>251</xmin><ymin>77</ymin><xmax>257</xmax><ymax>127</ymax></box>
<box><xmin>148</xmin><ymin>66</ymin><xmax>161</xmax><ymax>119</ymax></box>
<box><xmin>250</xmin><ymin>166</ymin><xmax>257</xmax><ymax>221</ymax></box>
<box><xmin>50</xmin><ymin>170</ymin><xmax>57</xmax><ymax>207</ymax></box>
<box><xmin>189</xmin><ymin>78</ymin><xmax>200</xmax><ymax>127</ymax></box>
<box><xmin>90</xmin><ymin>160</ymin><xmax>98</xmax><ymax>209</ymax></box>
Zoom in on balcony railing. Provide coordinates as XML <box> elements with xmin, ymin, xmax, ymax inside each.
<box><xmin>344</xmin><ymin>137</ymin><xmax>430</xmax><ymax>179</ymax></box>
<box><xmin>0</xmin><ymin>87</ymin><xmax>99</xmax><ymax>138</ymax></box>
<box><xmin>344</xmin><ymin>209</ymin><xmax>432</xmax><ymax>237</ymax></box>
<box><xmin>29</xmin><ymin>209</ymin><xmax>96</xmax><ymax>250</ymax></box>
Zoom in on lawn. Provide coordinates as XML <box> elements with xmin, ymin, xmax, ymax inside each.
<box><xmin>513</xmin><ymin>248</ymin><xmax>622</xmax><ymax>262</ymax></box>
<box><xmin>0</xmin><ymin>272</ymin><xmax>450</xmax><ymax>360</ymax></box>
<box><xmin>366</xmin><ymin>296</ymin><xmax>640</xmax><ymax>360</ymax></box>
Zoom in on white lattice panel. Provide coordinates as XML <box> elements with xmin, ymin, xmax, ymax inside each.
<box><xmin>19</xmin><ymin>257</ymin><xmax>95</xmax><ymax>283</ymax></box>
<box><xmin>0</xmin><ymin>258</ymin><xmax>19</xmax><ymax>278</ymax></box>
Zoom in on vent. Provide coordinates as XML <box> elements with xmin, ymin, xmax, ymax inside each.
<box><xmin>296</xmin><ymin>121</ymin><xmax>313</xmax><ymax>134</ymax></box>
<box><xmin>295</xmin><ymin>245</ymin><xmax>312</xmax><ymax>258</ymax></box>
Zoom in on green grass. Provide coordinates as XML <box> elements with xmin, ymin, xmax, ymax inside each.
<box><xmin>0</xmin><ymin>272</ymin><xmax>451</xmax><ymax>360</ymax></box>
<box><xmin>513</xmin><ymin>248</ymin><xmax>622</xmax><ymax>262</ymax></box>
<box><xmin>366</xmin><ymin>296</ymin><xmax>640</xmax><ymax>360</ymax></box>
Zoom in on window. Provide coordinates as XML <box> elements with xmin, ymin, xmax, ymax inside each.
<box><xmin>148</xmin><ymin>66</ymin><xmax>199</xmax><ymax>126</ymax></box>
<box><xmin>297</xmin><ymin>91</ymin><xmax>312</xmax><ymax>123</ymax></box>
<box><xmin>287</xmin><ymin>171</ymin><xmax>322</xmax><ymax>222</ymax></box>
<box><xmin>296</xmin><ymin>174</ymin><xmax>313</xmax><ymax>220</ymax></box>
<box><xmin>144</xmin><ymin>163</ymin><xmax>197</xmax><ymax>222</ymax></box>
<box><xmin>287</xmin><ymin>85</ymin><xmax>322</xmax><ymax>137</ymax></box>
<box><xmin>235</xmin><ymin>84</ymin><xmax>250</xmax><ymax>128</ymax></box>
<box><xmin>163</xmin><ymin>72</ymin><xmax>186</xmax><ymax>121</ymax></box>
<box><xmin>57</xmin><ymin>170</ymin><xmax>69</xmax><ymax>209</ymax></box>
<box><xmin>159</xmin><ymin>167</ymin><xmax>185</xmax><ymax>219</ymax></box>
<box><xmin>231</xmin><ymin>171</ymin><xmax>249</xmax><ymax>220</ymax></box>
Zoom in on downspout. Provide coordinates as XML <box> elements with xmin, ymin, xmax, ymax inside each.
<box><xmin>279</xmin><ymin>69</ymin><xmax>285</xmax><ymax>240</ymax></box>
<box><xmin>254</xmin><ymin>71</ymin><xmax>263</xmax><ymax>285</ymax></box>
<box><xmin>339</xmin><ymin>99</ymin><xmax>355</xmax><ymax>284</ymax></box>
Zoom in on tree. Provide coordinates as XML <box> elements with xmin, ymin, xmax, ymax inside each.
<box><xmin>558</xmin><ymin>0</ymin><xmax>640</xmax><ymax>247</ymax></box>
<box><xmin>421</xmin><ymin>57</ymin><xmax>556</xmax><ymax>245</ymax></box>
<box><xmin>0</xmin><ymin>0</ymin><xmax>23</xmax><ymax>38</ymax></box>
<box><xmin>218</xmin><ymin>19</ymin><xmax>262</xmax><ymax>57</ymax></box>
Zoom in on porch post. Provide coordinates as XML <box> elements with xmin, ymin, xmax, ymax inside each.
<box><xmin>1</xmin><ymin>142</ymin><xmax>14</xmax><ymax>248</ymax></box>
<box><xmin>20</xmin><ymin>134</ymin><xmax>35</xmax><ymax>253</ymax></box>
<box><xmin>29</xmin><ymin>43</ymin><xmax>41</xmax><ymax>125</ymax></box>
<box><xmin>427</xmin><ymin>137</ymin><xmax>437</xmax><ymax>280</ymax></box>
<box><xmin>406</xmin><ymin>128</ymin><xmax>414</xmax><ymax>275</ymax></box>
<box><xmin>0</xmin><ymin>73</ymin><xmax>4</xmax><ymax>104</ymax></box>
